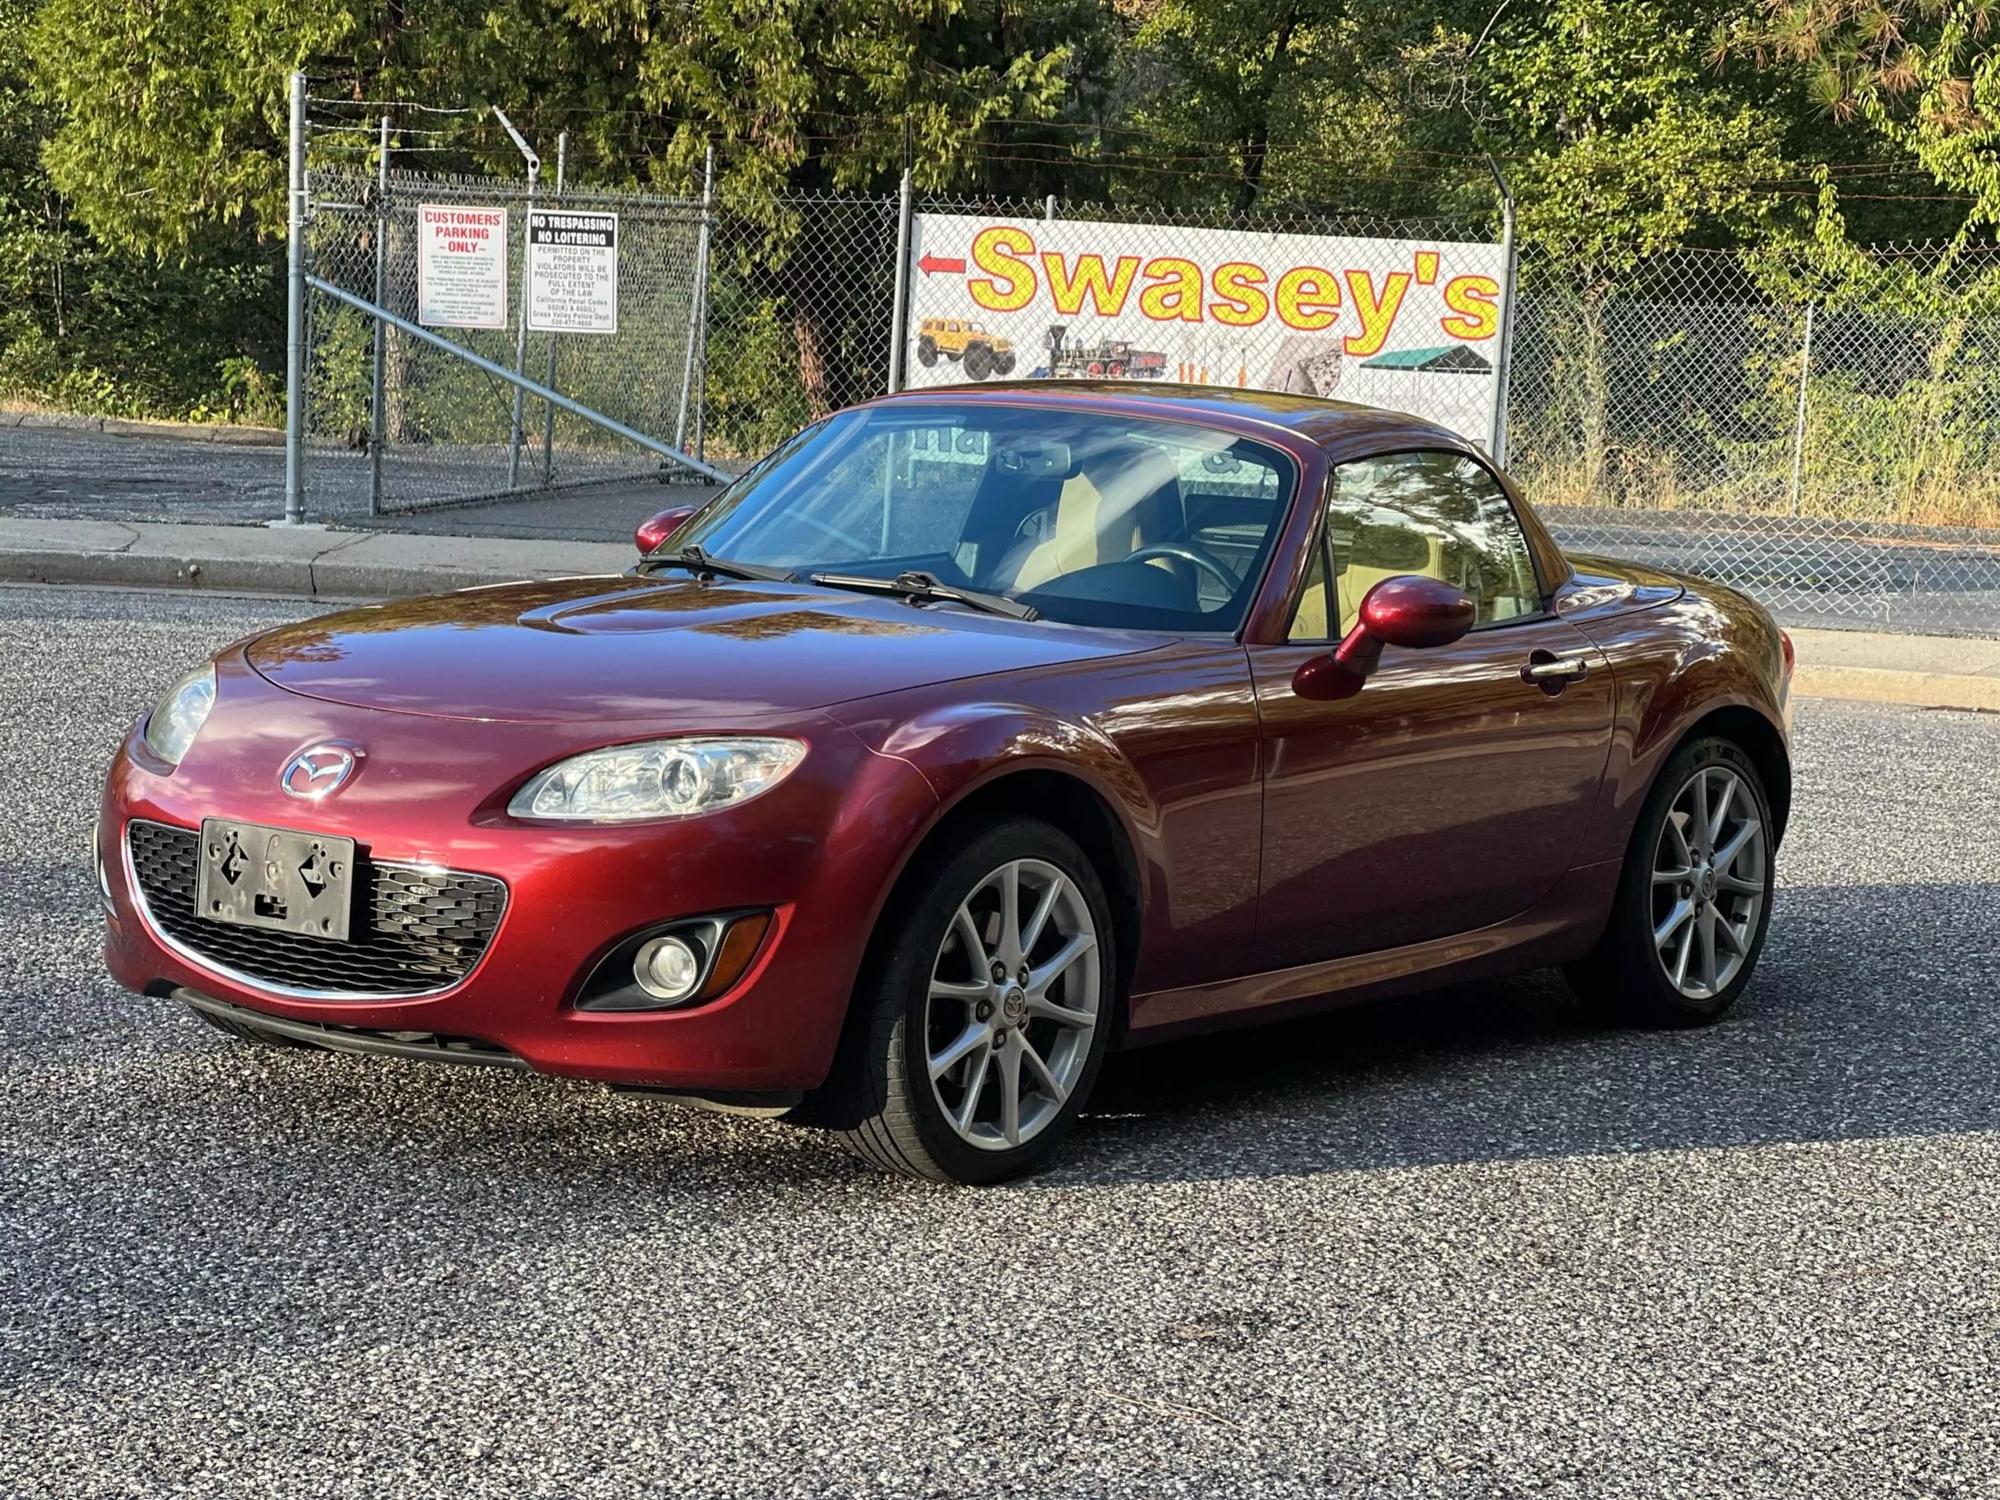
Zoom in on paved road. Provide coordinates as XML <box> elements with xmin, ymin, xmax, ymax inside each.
<box><xmin>3</xmin><ymin>584</ymin><xmax>1999</xmax><ymax>1499</ymax></box>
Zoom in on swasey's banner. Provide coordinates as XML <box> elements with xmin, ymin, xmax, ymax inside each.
<box><xmin>905</xmin><ymin>214</ymin><xmax>1506</xmax><ymax>443</ymax></box>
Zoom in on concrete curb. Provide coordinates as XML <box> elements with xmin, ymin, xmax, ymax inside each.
<box><xmin>0</xmin><ymin>517</ymin><xmax>631</xmax><ymax>601</ymax></box>
<box><xmin>0</xmin><ymin>409</ymin><xmax>282</xmax><ymax>447</ymax></box>
<box><xmin>1792</xmin><ymin>666</ymin><xmax>1998</xmax><ymax>713</ymax></box>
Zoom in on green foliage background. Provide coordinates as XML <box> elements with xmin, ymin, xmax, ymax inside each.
<box><xmin>4</xmin><ymin>0</ymin><xmax>1999</xmax><ymax>434</ymax></box>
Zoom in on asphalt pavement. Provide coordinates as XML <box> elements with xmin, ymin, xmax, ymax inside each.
<box><xmin>3</xmin><ymin>583</ymin><xmax>2000</xmax><ymax>1498</ymax></box>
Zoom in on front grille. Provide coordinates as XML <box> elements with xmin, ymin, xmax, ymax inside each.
<box><xmin>127</xmin><ymin>820</ymin><xmax>507</xmax><ymax>998</ymax></box>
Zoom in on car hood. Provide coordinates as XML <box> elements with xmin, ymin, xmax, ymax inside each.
<box><xmin>244</xmin><ymin>574</ymin><xmax>1163</xmax><ymax>723</ymax></box>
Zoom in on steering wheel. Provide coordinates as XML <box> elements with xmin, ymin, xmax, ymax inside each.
<box><xmin>1127</xmin><ymin>541</ymin><xmax>1238</xmax><ymax>595</ymax></box>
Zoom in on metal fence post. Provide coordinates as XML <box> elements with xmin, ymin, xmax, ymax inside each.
<box><xmin>282</xmin><ymin>71</ymin><xmax>308</xmax><ymax>526</ymax></box>
<box><xmin>1789</xmin><ymin>303</ymin><xmax>1817</xmax><ymax>516</ymax></box>
<box><xmin>1484</xmin><ymin>154</ymin><xmax>1518</xmax><ymax>468</ymax></box>
<box><xmin>674</xmin><ymin>147</ymin><xmax>715</xmax><ymax>454</ymax></box>
<box><xmin>1045</xmin><ymin>194</ymin><xmax>1056</xmax><ymax>223</ymax></box>
<box><xmin>885</xmin><ymin>169</ymin><xmax>914</xmax><ymax>394</ymax></box>
<box><xmin>492</xmin><ymin>107</ymin><xmax>541</xmax><ymax>490</ymax></box>
<box><xmin>368</xmin><ymin>113</ymin><xmax>391</xmax><ymax>516</ymax></box>
<box><xmin>540</xmin><ymin>130</ymin><xmax>568</xmax><ymax>486</ymax></box>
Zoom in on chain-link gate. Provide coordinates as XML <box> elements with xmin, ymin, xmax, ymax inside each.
<box><xmin>300</xmin><ymin>162</ymin><xmax>716</xmax><ymax>516</ymax></box>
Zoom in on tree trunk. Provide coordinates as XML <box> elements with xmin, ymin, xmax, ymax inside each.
<box><xmin>794</xmin><ymin>306</ymin><xmax>833</xmax><ymax>419</ymax></box>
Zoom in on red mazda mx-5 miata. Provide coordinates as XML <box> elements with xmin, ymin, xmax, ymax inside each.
<box><xmin>99</xmin><ymin>386</ymin><xmax>1793</xmax><ymax>1183</ymax></box>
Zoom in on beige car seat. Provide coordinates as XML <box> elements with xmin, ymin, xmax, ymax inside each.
<box><xmin>1000</xmin><ymin>446</ymin><xmax>1181</xmax><ymax>593</ymax></box>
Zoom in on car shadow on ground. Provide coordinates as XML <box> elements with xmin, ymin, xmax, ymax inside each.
<box><xmin>1055</xmin><ymin>879</ymin><xmax>2000</xmax><ymax>1187</ymax></box>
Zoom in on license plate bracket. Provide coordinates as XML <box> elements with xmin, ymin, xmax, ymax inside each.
<box><xmin>195</xmin><ymin>819</ymin><xmax>357</xmax><ymax>942</ymax></box>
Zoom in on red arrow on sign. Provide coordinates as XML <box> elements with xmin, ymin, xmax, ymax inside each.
<box><xmin>918</xmin><ymin>253</ymin><xmax>966</xmax><ymax>275</ymax></box>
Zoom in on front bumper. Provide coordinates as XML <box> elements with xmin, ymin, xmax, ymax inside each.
<box><xmin>100</xmin><ymin>667</ymin><xmax>940</xmax><ymax>1093</ymax></box>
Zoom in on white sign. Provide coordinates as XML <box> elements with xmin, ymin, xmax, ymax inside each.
<box><xmin>528</xmin><ymin>210</ymin><xmax>619</xmax><ymax>334</ymax></box>
<box><xmin>905</xmin><ymin>214</ymin><xmax>1507</xmax><ymax>442</ymax></box>
<box><xmin>417</xmin><ymin>204</ymin><xmax>508</xmax><ymax>330</ymax></box>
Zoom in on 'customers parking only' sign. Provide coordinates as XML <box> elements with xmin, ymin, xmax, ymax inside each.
<box><xmin>417</xmin><ymin>204</ymin><xmax>508</xmax><ymax>330</ymax></box>
<box><xmin>528</xmin><ymin>210</ymin><xmax>619</xmax><ymax>334</ymax></box>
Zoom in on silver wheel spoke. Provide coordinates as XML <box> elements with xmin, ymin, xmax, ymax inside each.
<box><xmin>1717</xmin><ymin>870</ymin><xmax>1762</xmax><ymax>896</ymax></box>
<box><xmin>1671</xmin><ymin>923</ymin><xmax>1695</xmax><ymax>989</ymax></box>
<box><xmin>929</xmin><ymin>978</ymin><xmax>986</xmax><ymax>1002</ymax></box>
<box><xmin>998</xmin><ymin>861</ymin><xmax>1023</xmax><ymax>966</ymax></box>
<box><xmin>1692</xmin><ymin>772</ymin><xmax>1712</xmax><ymax>853</ymax></box>
<box><xmin>1697</xmin><ymin>905</ymin><xmax>1719</xmax><ymax>994</ymax></box>
<box><xmin>953</xmin><ymin>905</ymin><xmax>989</xmax><ymax>972</ymax></box>
<box><xmin>1020</xmin><ymin>1042</ymin><xmax>1067</xmax><ymax>1107</ymax></box>
<box><xmin>1653</xmin><ymin>865</ymin><xmax>1693</xmax><ymax>886</ymax></box>
<box><xmin>1714</xmin><ymin>912</ymin><xmax>1747</xmax><ymax>956</ymax></box>
<box><xmin>929</xmin><ymin>1023</ymin><xmax>990</xmax><ymax>1080</ymax></box>
<box><xmin>1707</xmin><ymin>774</ymin><xmax>1736</xmax><ymax>845</ymax></box>
<box><xmin>1026</xmin><ymin>994</ymin><xmax>1093</xmax><ymax>1029</ymax></box>
<box><xmin>1664</xmin><ymin>814</ymin><xmax>1693</xmax><ymax>869</ymax></box>
<box><xmin>998</xmin><ymin>1037</ymin><xmax>1022</xmax><ymax>1146</ymax></box>
<box><xmin>1713</xmin><ymin>819</ymin><xmax>1762</xmax><ymax>874</ymax></box>
<box><xmin>1021</xmin><ymin>876</ymin><xmax>1064</xmax><ymax>956</ymax></box>
<box><xmin>1028</xmin><ymin>931</ymin><xmax>1096</xmax><ymax>995</ymax></box>
<box><xmin>1655</xmin><ymin>898</ymin><xmax>1694</xmax><ymax>949</ymax></box>
<box><xmin>952</xmin><ymin>1049</ymin><xmax>992</xmax><ymax>1133</ymax></box>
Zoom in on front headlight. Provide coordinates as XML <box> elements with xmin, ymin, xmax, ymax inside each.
<box><xmin>142</xmin><ymin>664</ymin><xmax>216</xmax><ymax>767</ymax></box>
<box><xmin>508</xmin><ymin>737</ymin><xmax>807</xmax><ymax>822</ymax></box>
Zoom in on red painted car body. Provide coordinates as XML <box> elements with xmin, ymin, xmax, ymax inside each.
<box><xmin>99</xmin><ymin>385</ymin><xmax>1792</xmax><ymax>1105</ymax></box>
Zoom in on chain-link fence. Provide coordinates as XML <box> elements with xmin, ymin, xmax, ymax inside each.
<box><xmin>286</xmin><ymin>90</ymin><xmax>2000</xmax><ymax>633</ymax></box>
<box><xmin>1512</xmin><ymin>253</ymin><xmax>2000</xmax><ymax>635</ymax></box>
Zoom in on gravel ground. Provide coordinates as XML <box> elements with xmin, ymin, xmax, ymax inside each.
<box><xmin>2</xmin><ymin>583</ymin><xmax>1998</xmax><ymax>1499</ymax></box>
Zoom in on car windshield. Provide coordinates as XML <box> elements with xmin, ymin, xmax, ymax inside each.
<box><xmin>667</xmin><ymin>403</ymin><xmax>1299</xmax><ymax>633</ymax></box>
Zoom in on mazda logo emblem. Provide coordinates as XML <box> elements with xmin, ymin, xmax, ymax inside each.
<box><xmin>280</xmin><ymin>744</ymin><xmax>360</xmax><ymax>799</ymax></box>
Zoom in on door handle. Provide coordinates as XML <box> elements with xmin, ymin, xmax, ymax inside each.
<box><xmin>1522</xmin><ymin>653</ymin><xmax>1590</xmax><ymax>684</ymax></box>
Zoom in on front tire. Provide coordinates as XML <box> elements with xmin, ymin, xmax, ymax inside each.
<box><xmin>811</xmin><ymin>818</ymin><xmax>1116</xmax><ymax>1183</ymax></box>
<box><xmin>1566</xmin><ymin>736</ymin><xmax>1776</xmax><ymax>1026</ymax></box>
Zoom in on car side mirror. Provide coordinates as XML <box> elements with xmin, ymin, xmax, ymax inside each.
<box><xmin>1292</xmin><ymin>574</ymin><xmax>1477</xmax><ymax>701</ymax></box>
<box><xmin>635</xmin><ymin>504</ymin><xmax>701</xmax><ymax>556</ymax></box>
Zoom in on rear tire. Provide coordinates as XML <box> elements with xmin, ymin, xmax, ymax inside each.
<box><xmin>807</xmin><ymin>818</ymin><xmax>1116</xmax><ymax>1184</ymax></box>
<box><xmin>1565</xmin><ymin>736</ymin><xmax>1776</xmax><ymax>1027</ymax></box>
<box><xmin>916</xmin><ymin>335</ymin><xmax>938</xmax><ymax>367</ymax></box>
<box><xmin>189</xmin><ymin>1004</ymin><xmax>318</xmax><ymax>1051</ymax></box>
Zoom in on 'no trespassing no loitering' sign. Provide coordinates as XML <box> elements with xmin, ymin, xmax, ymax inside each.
<box><xmin>528</xmin><ymin>210</ymin><xmax>619</xmax><ymax>335</ymax></box>
<box><xmin>417</xmin><ymin>204</ymin><xmax>508</xmax><ymax>330</ymax></box>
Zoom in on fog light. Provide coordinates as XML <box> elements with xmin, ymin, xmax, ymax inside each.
<box><xmin>634</xmin><ymin>935</ymin><xmax>701</xmax><ymax>1003</ymax></box>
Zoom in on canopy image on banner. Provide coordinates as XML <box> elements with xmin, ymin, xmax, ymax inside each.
<box><xmin>904</xmin><ymin>214</ymin><xmax>1507</xmax><ymax>443</ymax></box>
<box><xmin>417</xmin><ymin>204</ymin><xmax>508</xmax><ymax>330</ymax></box>
<box><xmin>528</xmin><ymin>210</ymin><xmax>619</xmax><ymax>334</ymax></box>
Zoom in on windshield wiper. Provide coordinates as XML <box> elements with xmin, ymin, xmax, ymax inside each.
<box><xmin>810</xmin><ymin>569</ymin><xmax>1039</xmax><ymax>621</ymax></box>
<box><xmin>637</xmin><ymin>545</ymin><xmax>794</xmax><ymax>583</ymax></box>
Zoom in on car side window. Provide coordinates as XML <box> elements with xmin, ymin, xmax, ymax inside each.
<box><xmin>1326</xmin><ymin>451</ymin><xmax>1542</xmax><ymax>633</ymax></box>
<box><xmin>1286</xmin><ymin>526</ymin><xmax>1333</xmax><ymax>642</ymax></box>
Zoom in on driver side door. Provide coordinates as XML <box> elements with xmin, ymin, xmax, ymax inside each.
<box><xmin>1250</xmin><ymin>449</ymin><xmax>1615</xmax><ymax>969</ymax></box>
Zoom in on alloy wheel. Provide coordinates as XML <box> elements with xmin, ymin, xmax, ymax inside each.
<box><xmin>924</xmin><ymin>858</ymin><xmax>1100</xmax><ymax>1152</ymax></box>
<box><xmin>1651</xmin><ymin>764</ymin><xmax>1767</xmax><ymax>1000</ymax></box>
